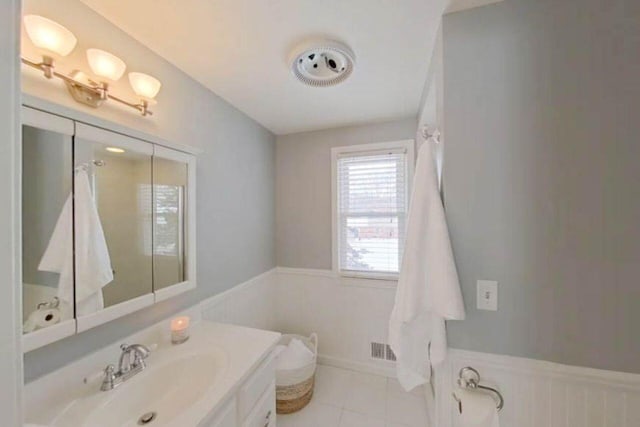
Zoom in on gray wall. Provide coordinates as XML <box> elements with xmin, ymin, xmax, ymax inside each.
<box><xmin>1</xmin><ymin>0</ymin><xmax>24</xmax><ymax>425</ymax></box>
<box><xmin>443</xmin><ymin>0</ymin><xmax>640</xmax><ymax>373</ymax></box>
<box><xmin>23</xmin><ymin>0</ymin><xmax>276</xmax><ymax>380</ymax></box>
<box><xmin>276</xmin><ymin>118</ymin><xmax>417</xmax><ymax>269</ymax></box>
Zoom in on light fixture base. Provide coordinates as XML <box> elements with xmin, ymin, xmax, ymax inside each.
<box><xmin>64</xmin><ymin>70</ymin><xmax>106</xmax><ymax>108</ymax></box>
<box><xmin>41</xmin><ymin>55</ymin><xmax>54</xmax><ymax>79</ymax></box>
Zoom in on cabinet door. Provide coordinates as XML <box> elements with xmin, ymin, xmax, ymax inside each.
<box><xmin>242</xmin><ymin>382</ymin><xmax>276</xmax><ymax>427</ymax></box>
<box><xmin>74</xmin><ymin>123</ymin><xmax>154</xmax><ymax>332</ymax></box>
<box><xmin>21</xmin><ymin>107</ymin><xmax>76</xmax><ymax>352</ymax></box>
<box><xmin>200</xmin><ymin>399</ymin><xmax>236</xmax><ymax>427</ymax></box>
<box><xmin>152</xmin><ymin>146</ymin><xmax>197</xmax><ymax>302</ymax></box>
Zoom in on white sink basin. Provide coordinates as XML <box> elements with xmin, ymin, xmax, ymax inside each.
<box><xmin>25</xmin><ymin>322</ymin><xmax>281</xmax><ymax>427</ymax></box>
<box><xmin>52</xmin><ymin>349</ymin><xmax>227</xmax><ymax>427</ymax></box>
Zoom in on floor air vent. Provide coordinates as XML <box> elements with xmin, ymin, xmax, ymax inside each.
<box><xmin>371</xmin><ymin>342</ymin><xmax>396</xmax><ymax>362</ymax></box>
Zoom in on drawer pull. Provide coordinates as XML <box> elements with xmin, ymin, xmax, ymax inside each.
<box><xmin>263</xmin><ymin>410</ymin><xmax>272</xmax><ymax>427</ymax></box>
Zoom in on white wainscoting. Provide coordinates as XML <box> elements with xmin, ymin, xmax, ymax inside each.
<box><xmin>198</xmin><ymin>267</ymin><xmax>397</xmax><ymax>377</ymax></box>
<box><xmin>275</xmin><ymin>267</ymin><xmax>398</xmax><ymax>377</ymax></box>
<box><xmin>199</xmin><ymin>268</ymin><xmax>278</xmax><ymax>331</ymax></box>
<box><xmin>435</xmin><ymin>349</ymin><xmax>640</xmax><ymax>427</ymax></box>
<box><xmin>198</xmin><ymin>267</ymin><xmax>640</xmax><ymax>427</ymax></box>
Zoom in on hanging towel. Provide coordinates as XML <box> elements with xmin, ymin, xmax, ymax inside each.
<box><xmin>39</xmin><ymin>169</ymin><xmax>113</xmax><ymax>315</ymax></box>
<box><xmin>38</xmin><ymin>188</ymin><xmax>74</xmax><ymax>307</ymax></box>
<box><xmin>389</xmin><ymin>138</ymin><xmax>465</xmax><ymax>391</ymax></box>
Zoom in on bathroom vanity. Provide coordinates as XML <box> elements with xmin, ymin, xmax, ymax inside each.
<box><xmin>25</xmin><ymin>320</ymin><xmax>280</xmax><ymax>427</ymax></box>
<box><xmin>20</xmin><ymin>99</ymin><xmax>281</xmax><ymax>427</ymax></box>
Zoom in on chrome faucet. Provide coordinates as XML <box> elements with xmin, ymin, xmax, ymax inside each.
<box><xmin>101</xmin><ymin>343</ymin><xmax>151</xmax><ymax>391</ymax></box>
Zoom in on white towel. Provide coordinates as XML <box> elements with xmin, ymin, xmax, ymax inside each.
<box><xmin>276</xmin><ymin>338</ymin><xmax>315</xmax><ymax>370</ymax></box>
<box><xmin>39</xmin><ymin>169</ymin><xmax>113</xmax><ymax>316</ymax></box>
<box><xmin>389</xmin><ymin>139</ymin><xmax>465</xmax><ymax>391</ymax></box>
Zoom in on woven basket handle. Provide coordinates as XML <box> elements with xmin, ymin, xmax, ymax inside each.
<box><xmin>309</xmin><ymin>332</ymin><xmax>318</xmax><ymax>356</ymax></box>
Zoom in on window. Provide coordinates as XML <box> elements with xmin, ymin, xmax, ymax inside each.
<box><xmin>138</xmin><ymin>183</ymin><xmax>184</xmax><ymax>256</ymax></box>
<box><xmin>153</xmin><ymin>184</ymin><xmax>184</xmax><ymax>256</ymax></box>
<box><xmin>332</xmin><ymin>141</ymin><xmax>413</xmax><ymax>279</ymax></box>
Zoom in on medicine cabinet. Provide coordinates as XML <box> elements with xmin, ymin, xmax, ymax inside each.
<box><xmin>21</xmin><ymin>106</ymin><xmax>197</xmax><ymax>352</ymax></box>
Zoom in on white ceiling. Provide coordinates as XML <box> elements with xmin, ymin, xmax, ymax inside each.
<box><xmin>79</xmin><ymin>0</ymin><xmax>449</xmax><ymax>135</ymax></box>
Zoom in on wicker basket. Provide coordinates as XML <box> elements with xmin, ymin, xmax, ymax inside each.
<box><xmin>275</xmin><ymin>333</ymin><xmax>318</xmax><ymax>414</ymax></box>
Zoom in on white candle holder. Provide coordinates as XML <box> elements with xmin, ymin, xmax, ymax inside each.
<box><xmin>170</xmin><ymin>316</ymin><xmax>190</xmax><ymax>345</ymax></box>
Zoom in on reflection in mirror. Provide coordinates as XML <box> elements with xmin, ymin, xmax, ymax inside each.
<box><xmin>153</xmin><ymin>157</ymin><xmax>188</xmax><ymax>290</ymax></box>
<box><xmin>22</xmin><ymin>125</ymin><xmax>73</xmax><ymax>334</ymax></box>
<box><xmin>74</xmin><ymin>140</ymin><xmax>153</xmax><ymax>314</ymax></box>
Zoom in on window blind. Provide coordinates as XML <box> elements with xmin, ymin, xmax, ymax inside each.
<box><xmin>139</xmin><ymin>184</ymin><xmax>184</xmax><ymax>256</ymax></box>
<box><xmin>153</xmin><ymin>184</ymin><xmax>184</xmax><ymax>256</ymax></box>
<box><xmin>337</xmin><ymin>149</ymin><xmax>408</xmax><ymax>275</ymax></box>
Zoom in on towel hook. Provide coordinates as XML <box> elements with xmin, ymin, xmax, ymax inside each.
<box><xmin>421</xmin><ymin>126</ymin><xmax>441</xmax><ymax>143</ymax></box>
<box><xmin>453</xmin><ymin>366</ymin><xmax>504</xmax><ymax>413</ymax></box>
<box><xmin>75</xmin><ymin>160</ymin><xmax>106</xmax><ymax>173</ymax></box>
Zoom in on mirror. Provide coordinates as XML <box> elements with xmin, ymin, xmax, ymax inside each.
<box><xmin>74</xmin><ymin>132</ymin><xmax>153</xmax><ymax>317</ymax></box>
<box><xmin>22</xmin><ymin>123</ymin><xmax>74</xmax><ymax>335</ymax></box>
<box><xmin>21</xmin><ymin>109</ymin><xmax>196</xmax><ymax>350</ymax></box>
<box><xmin>152</xmin><ymin>157</ymin><xmax>188</xmax><ymax>291</ymax></box>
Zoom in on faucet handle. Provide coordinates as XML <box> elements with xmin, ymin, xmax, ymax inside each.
<box><xmin>105</xmin><ymin>364</ymin><xmax>116</xmax><ymax>376</ymax></box>
<box><xmin>120</xmin><ymin>343</ymin><xmax>129</xmax><ymax>351</ymax></box>
<box><xmin>100</xmin><ymin>364</ymin><xmax>116</xmax><ymax>391</ymax></box>
<box><xmin>131</xmin><ymin>344</ymin><xmax>151</xmax><ymax>358</ymax></box>
<box><xmin>130</xmin><ymin>344</ymin><xmax>151</xmax><ymax>369</ymax></box>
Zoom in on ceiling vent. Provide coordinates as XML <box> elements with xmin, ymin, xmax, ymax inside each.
<box><xmin>290</xmin><ymin>40</ymin><xmax>356</xmax><ymax>87</ymax></box>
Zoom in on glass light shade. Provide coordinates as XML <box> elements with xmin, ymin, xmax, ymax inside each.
<box><xmin>128</xmin><ymin>72</ymin><xmax>162</xmax><ymax>100</ymax></box>
<box><xmin>86</xmin><ymin>48</ymin><xmax>126</xmax><ymax>81</ymax></box>
<box><xmin>23</xmin><ymin>15</ymin><xmax>77</xmax><ymax>56</ymax></box>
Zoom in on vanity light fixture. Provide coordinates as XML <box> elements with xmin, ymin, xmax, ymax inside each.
<box><xmin>22</xmin><ymin>15</ymin><xmax>77</xmax><ymax>78</ymax></box>
<box><xmin>128</xmin><ymin>72</ymin><xmax>162</xmax><ymax>103</ymax></box>
<box><xmin>87</xmin><ymin>48</ymin><xmax>126</xmax><ymax>82</ymax></box>
<box><xmin>105</xmin><ymin>147</ymin><xmax>125</xmax><ymax>153</ymax></box>
<box><xmin>21</xmin><ymin>15</ymin><xmax>161</xmax><ymax>116</ymax></box>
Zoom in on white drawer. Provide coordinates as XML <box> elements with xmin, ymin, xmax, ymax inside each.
<box><xmin>242</xmin><ymin>381</ymin><xmax>276</xmax><ymax>427</ymax></box>
<box><xmin>199</xmin><ymin>399</ymin><xmax>236</xmax><ymax>427</ymax></box>
<box><xmin>237</xmin><ymin>353</ymin><xmax>276</xmax><ymax>419</ymax></box>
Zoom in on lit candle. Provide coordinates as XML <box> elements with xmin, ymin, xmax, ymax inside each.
<box><xmin>170</xmin><ymin>316</ymin><xmax>190</xmax><ymax>344</ymax></box>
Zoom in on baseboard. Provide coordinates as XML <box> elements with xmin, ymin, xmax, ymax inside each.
<box><xmin>317</xmin><ymin>354</ymin><xmax>396</xmax><ymax>378</ymax></box>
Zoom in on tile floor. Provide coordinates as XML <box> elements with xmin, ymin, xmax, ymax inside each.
<box><xmin>278</xmin><ymin>365</ymin><xmax>430</xmax><ymax>427</ymax></box>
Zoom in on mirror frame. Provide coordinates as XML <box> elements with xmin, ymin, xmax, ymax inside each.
<box><xmin>152</xmin><ymin>146</ymin><xmax>197</xmax><ymax>303</ymax></box>
<box><xmin>21</xmin><ymin>107</ymin><xmax>77</xmax><ymax>352</ymax></box>
<box><xmin>20</xmin><ymin>104</ymin><xmax>198</xmax><ymax>352</ymax></box>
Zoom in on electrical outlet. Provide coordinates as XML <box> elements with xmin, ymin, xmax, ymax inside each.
<box><xmin>477</xmin><ymin>280</ymin><xmax>498</xmax><ymax>311</ymax></box>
